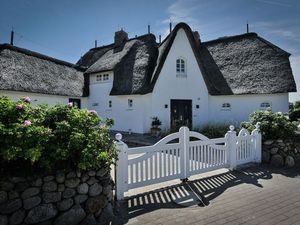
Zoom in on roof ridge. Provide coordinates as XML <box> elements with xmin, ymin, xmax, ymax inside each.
<box><xmin>89</xmin><ymin>33</ymin><xmax>156</xmax><ymax>51</ymax></box>
<box><xmin>202</xmin><ymin>32</ymin><xmax>258</xmax><ymax>45</ymax></box>
<box><xmin>0</xmin><ymin>43</ymin><xmax>84</xmax><ymax>70</ymax></box>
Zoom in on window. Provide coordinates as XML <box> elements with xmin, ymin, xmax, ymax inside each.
<box><xmin>176</xmin><ymin>58</ymin><xmax>186</xmax><ymax>76</ymax></box>
<box><xmin>96</xmin><ymin>74</ymin><xmax>102</xmax><ymax>81</ymax></box>
<box><xmin>108</xmin><ymin>100</ymin><xmax>112</xmax><ymax>108</ymax></box>
<box><xmin>69</xmin><ymin>98</ymin><xmax>81</xmax><ymax>109</ymax></box>
<box><xmin>221</xmin><ymin>103</ymin><xmax>231</xmax><ymax>110</ymax></box>
<box><xmin>128</xmin><ymin>99</ymin><xmax>133</xmax><ymax>108</ymax></box>
<box><xmin>103</xmin><ymin>74</ymin><xmax>109</xmax><ymax>81</ymax></box>
<box><xmin>261</xmin><ymin>102</ymin><xmax>271</xmax><ymax>108</ymax></box>
<box><xmin>96</xmin><ymin>74</ymin><xmax>109</xmax><ymax>82</ymax></box>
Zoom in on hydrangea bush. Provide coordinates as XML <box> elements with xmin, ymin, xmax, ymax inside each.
<box><xmin>0</xmin><ymin>96</ymin><xmax>116</xmax><ymax>172</ymax></box>
<box><xmin>241</xmin><ymin>109</ymin><xmax>299</xmax><ymax>140</ymax></box>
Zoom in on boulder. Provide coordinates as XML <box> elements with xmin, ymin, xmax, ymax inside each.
<box><xmin>264</xmin><ymin>140</ymin><xmax>274</xmax><ymax>145</ymax></box>
<box><xmin>42</xmin><ymin>192</ymin><xmax>62</xmax><ymax>203</ymax></box>
<box><xmin>0</xmin><ymin>198</ymin><xmax>22</xmax><ymax>214</ymax></box>
<box><xmin>77</xmin><ymin>183</ymin><xmax>89</xmax><ymax>195</ymax></box>
<box><xmin>43</xmin><ymin>181</ymin><xmax>57</xmax><ymax>192</ymax></box>
<box><xmin>0</xmin><ymin>181</ymin><xmax>14</xmax><ymax>191</ymax></box>
<box><xmin>0</xmin><ymin>191</ymin><xmax>8</xmax><ymax>204</ymax></box>
<box><xmin>54</xmin><ymin>205</ymin><xmax>86</xmax><ymax>225</ymax></box>
<box><xmin>21</xmin><ymin>187</ymin><xmax>40</xmax><ymax>199</ymax></box>
<box><xmin>15</xmin><ymin>182</ymin><xmax>29</xmax><ymax>192</ymax></box>
<box><xmin>66</xmin><ymin>172</ymin><xmax>77</xmax><ymax>179</ymax></box>
<box><xmin>262</xmin><ymin>151</ymin><xmax>270</xmax><ymax>163</ymax></box>
<box><xmin>89</xmin><ymin>183</ymin><xmax>102</xmax><ymax>196</ymax></box>
<box><xmin>285</xmin><ymin>155</ymin><xmax>295</xmax><ymax>168</ymax></box>
<box><xmin>86</xmin><ymin>195</ymin><xmax>107</xmax><ymax>214</ymax></box>
<box><xmin>23</xmin><ymin>196</ymin><xmax>42</xmax><ymax>210</ymax></box>
<box><xmin>57</xmin><ymin>198</ymin><xmax>74</xmax><ymax>211</ymax></box>
<box><xmin>9</xmin><ymin>209</ymin><xmax>25</xmax><ymax>225</ymax></box>
<box><xmin>58</xmin><ymin>184</ymin><xmax>65</xmax><ymax>192</ymax></box>
<box><xmin>270</xmin><ymin>154</ymin><xmax>284</xmax><ymax>167</ymax></box>
<box><xmin>87</xmin><ymin>177</ymin><xmax>98</xmax><ymax>185</ymax></box>
<box><xmin>8</xmin><ymin>191</ymin><xmax>19</xmax><ymax>200</ymax></box>
<box><xmin>0</xmin><ymin>215</ymin><xmax>8</xmax><ymax>225</ymax></box>
<box><xmin>96</xmin><ymin>168</ymin><xmax>108</xmax><ymax>177</ymax></box>
<box><xmin>25</xmin><ymin>204</ymin><xmax>57</xmax><ymax>224</ymax></box>
<box><xmin>270</xmin><ymin>147</ymin><xmax>278</xmax><ymax>155</ymax></box>
<box><xmin>31</xmin><ymin>178</ymin><xmax>43</xmax><ymax>187</ymax></box>
<box><xmin>102</xmin><ymin>185</ymin><xmax>112</xmax><ymax>196</ymax></box>
<box><xmin>63</xmin><ymin>188</ymin><xmax>76</xmax><ymax>198</ymax></box>
<box><xmin>88</xmin><ymin>171</ymin><xmax>96</xmax><ymax>177</ymax></box>
<box><xmin>97</xmin><ymin>203</ymin><xmax>114</xmax><ymax>224</ymax></box>
<box><xmin>65</xmin><ymin>178</ymin><xmax>80</xmax><ymax>188</ymax></box>
<box><xmin>56</xmin><ymin>173</ymin><xmax>65</xmax><ymax>184</ymax></box>
<box><xmin>74</xmin><ymin>195</ymin><xmax>88</xmax><ymax>204</ymax></box>
<box><xmin>43</xmin><ymin>176</ymin><xmax>55</xmax><ymax>182</ymax></box>
<box><xmin>80</xmin><ymin>214</ymin><xmax>97</xmax><ymax>225</ymax></box>
<box><xmin>81</xmin><ymin>174</ymin><xmax>89</xmax><ymax>183</ymax></box>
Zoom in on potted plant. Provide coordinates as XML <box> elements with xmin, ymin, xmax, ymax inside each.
<box><xmin>151</xmin><ymin>117</ymin><xmax>162</xmax><ymax>137</ymax></box>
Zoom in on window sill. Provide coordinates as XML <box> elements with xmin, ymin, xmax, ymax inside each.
<box><xmin>126</xmin><ymin>108</ymin><xmax>134</xmax><ymax>111</ymax></box>
<box><xmin>221</xmin><ymin>109</ymin><xmax>231</xmax><ymax>111</ymax></box>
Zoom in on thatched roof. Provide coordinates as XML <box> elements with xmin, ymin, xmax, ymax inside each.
<box><xmin>0</xmin><ymin>44</ymin><xmax>86</xmax><ymax>97</ymax></box>
<box><xmin>201</xmin><ymin>33</ymin><xmax>297</xmax><ymax>94</ymax></box>
<box><xmin>77</xmin><ymin>34</ymin><xmax>158</xmax><ymax>95</ymax></box>
<box><xmin>80</xmin><ymin>23</ymin><xmax>296</xmax><ymax>96</ymax></box>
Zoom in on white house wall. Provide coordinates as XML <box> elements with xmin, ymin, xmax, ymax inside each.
<box><xmin>88</xmin><ymin>72</ymin><xmax>151</xmax><ymax>133</ymax></box>
<box><xmin>151</xmin><ymin>28</ymin><xmax>209</xmax><ymax>132</ymax></box>
<box><xmin>0</xmin><ymin>90</ymin><xmax>88</xmax><ymax>108</ymax></box>
<box><xmin>208</xmin><ymin>93</ymin><xmax>289</xmax><ymax>125</ymax></box>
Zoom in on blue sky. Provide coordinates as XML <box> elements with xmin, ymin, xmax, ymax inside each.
<box><xmin>1</xmin><ymin>0</ymin><xmax>299</xmax><ymax>101</ymax></box>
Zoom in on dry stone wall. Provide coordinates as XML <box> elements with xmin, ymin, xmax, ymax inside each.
<box><xmin>262</xmin><ymin>139</ymin><xmax>300</xmax><ymax>168</ymax></box>
<box><xmin>0</xmin><ymin>169</ymin><xmax>114</xmax><ymax>225</ymax></box>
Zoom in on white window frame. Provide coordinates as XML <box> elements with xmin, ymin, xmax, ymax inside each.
<box><xmin>176</xmin><ymin>58</ymin><xmax>187</xmax><ymax>77</ymax></box>
<box><xmin>96</xmin><ymin>73</ymin><xmax>110</xmax><ymax>83</ymax></box>
<box><xmin>221</xmin><ymin>103</ymin><xmax>231</xmax><ymax>111</ymax></box>
<box><xmin>260</xmin><ymin>102</ymin><xmax>271</xmax><ymax>109</ymax></box>
<box><xmin>128</xmin><ymin>99</ymin><xmax>133</xmax><ymax>109</ymax></box>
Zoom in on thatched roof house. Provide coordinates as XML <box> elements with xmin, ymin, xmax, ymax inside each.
<box><xmin>78</xmin><ymin>23</ymin><xmax>296</xmax><ymax>96</ymax></box>
<box><xmin>0</xmin><ymin>44</ymin><xmax>86</xmax><ymax>97</ymax></box>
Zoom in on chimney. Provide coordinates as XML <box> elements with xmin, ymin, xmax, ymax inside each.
<box><xmin>159</xmin><ymin>35</ymin><xmax>161</xmax><ymax>44</ymax></box>
<box><xmin>95</xmin><ymin>40</ymin><xmax>97</xmax><ymax>48</ymax></box>
<box><xmin>169</xmin><ymin>22</ymin><xmax>172</xmax><ymax>33</ymax></box>
<box><xmin>247</xmin><ymin>22</ymin><xmax>249</xmax><ymax>33</ymax></box>
<box><xmin>10</xmin><ymin>29</ymin><xmax>14</xmax><ymax>45</ymax></box>
<box><xmin>148</xmin><ymin>25</ymin><xmax>150</xmax><ymax>34</ymax></box>
<box><xmin>193</xmin><ymin>31</ymin><xmax>201</xmax><ymax>46</ymax></box>
<box><xmin>114</xmin><ymin>29</ymin><xmax>128</xmax><ymax>48</ymax></box>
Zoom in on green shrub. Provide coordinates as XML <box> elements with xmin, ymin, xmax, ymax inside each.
<box><xmin>0</xmin><ymin>96</ymin><xmax>116</xmax><ymax>172</ymax></box>
<box><xmin>241</xmin><ymin>109</ymin><xmax>298</xmax><ymax>140</ymax></box>
<box><xmin>194</xmin><ymin>123</ymin><xmax>234</xmax><ymax>138</ymax></box>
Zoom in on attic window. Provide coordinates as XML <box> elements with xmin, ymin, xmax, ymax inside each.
<box><xmin>261</xmin><ymin>102</ymin><xmax>271</xmax><ymax>108</ymax></box>
<box><xmin>176</xmin><ymin>58</ymin><xmax>186</xmax><ymax>77</ymax></box>
<box><xmin>221</xmin><ymin>103</ymin><xmax>231</xmax><ymax>110</ymax></box>
<box><xmin>96</xmin><ymin>74</ymin><xmax>109</xmax><ymax>82</ymax></box>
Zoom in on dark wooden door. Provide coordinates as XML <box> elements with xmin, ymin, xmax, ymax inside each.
<box><xmin>170</xmin><ymin>100</ymin><xmax>192</xmax><ymax>132</ymax></box>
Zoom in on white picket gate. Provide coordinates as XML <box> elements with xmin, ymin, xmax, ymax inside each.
<box><xmin>115</xmin><ymin>123</ymin><xmax>261</xmax><ymax>200</ymax></box>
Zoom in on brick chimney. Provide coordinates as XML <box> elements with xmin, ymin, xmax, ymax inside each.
<box><xmin>193</xmin><ymin>31</ymin><xmax>201</xmax><ymax>46</ymax></box>
<box><xmin>114</xmin><ymin>29</ymin><xmax>128</xmax><ymax>48</ymax></box>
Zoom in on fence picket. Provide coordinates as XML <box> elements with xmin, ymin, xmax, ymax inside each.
<box><xmin>116</xmin><ymin>124</ymin><xmax>261</xmax><ymax>200</ymax></box>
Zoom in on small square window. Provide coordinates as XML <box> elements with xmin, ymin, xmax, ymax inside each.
<box><xmin>108</xmin><ymin>100</ymin><xmax>112</xmax><ymax>108</ymax></box>
<box><xmin>196</xmin><ymin>105</ymin><xmax>199</xmax><ymax>109</ymax></box>
<box><xmin>128</xmin><ymin>99</ymin><xmax>133</xmax><ymax>108</ymax></box>
<box><xmin>165</xmin><ymin>104</ymin><xmax>168</xmax><ymax>108</ymax></box>
<box><xmin>96</xmin><ymin>74</ymin><xmax>102</xmax><ymax>81</ymax></box>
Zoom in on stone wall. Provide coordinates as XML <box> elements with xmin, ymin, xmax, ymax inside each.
<box><xmin>0</xmin><ymin>168</ymin><xmax>114</xmax><ymax>225</ymax></box>
<box><xmin>262</xmin><ymin>139</ymin><xmax>300</xmax><ymax>168</ymax></box>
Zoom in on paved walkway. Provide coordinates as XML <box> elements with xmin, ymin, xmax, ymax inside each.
<box><xmin>112</xmin><ymin>164</ymin><xmax>300</xmax><ymax>225</ymax></box>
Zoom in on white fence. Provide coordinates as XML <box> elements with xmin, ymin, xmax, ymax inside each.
<box><xmin>115</xmin><ymin>124</ymin><xmax>261</xmax><ymax>200</ymax></box>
